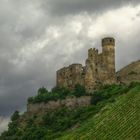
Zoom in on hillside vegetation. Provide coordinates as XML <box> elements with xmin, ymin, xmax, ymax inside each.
<box><xmin>0</xmin><ymin>82</ymin><xmax>140</xmax><ymax>140</ymax></box>
<box><xmin>58</xmin><ymin>83</ymin><xmax>140</xmax><ymax>140</ymax></box>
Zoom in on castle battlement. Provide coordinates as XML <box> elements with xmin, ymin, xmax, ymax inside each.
<box><xmin>56</xmin><ymin>37</ymin><xmax>116</xmax><ymax>92</ymax></box>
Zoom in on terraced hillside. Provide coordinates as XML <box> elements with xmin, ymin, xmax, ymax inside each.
<box><xmin>58</xmin><ymin>84</ymin><xmax>140</xmax><ymax>140</ymax></box>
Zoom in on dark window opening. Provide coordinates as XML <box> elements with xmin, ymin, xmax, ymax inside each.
<box><xmin>82</xmin><ymin>73</ymin><xmax>85</xmax><ymax>75</ymax></box>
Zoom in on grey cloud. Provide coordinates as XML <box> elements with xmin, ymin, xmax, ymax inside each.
<box><xmin>44</xmin><ymin>0</ymin><xmax>140</xmax><ymax>16</ymax></box>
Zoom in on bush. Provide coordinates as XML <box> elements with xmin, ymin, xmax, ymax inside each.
<box><xmin>74</xmin><ymin>84</ymin><xmax>86</xmax><ymax>97</ymax></box>
<box><xmin>38</xmin><ymin>87</ymin><xmax>48</xmax><ymax>95</ymax></box>
<box><xmin>91</xmin><ymin>94</ymin><xmax>105</xmax><ymax>105</ymax></box>
<box><xmin>11</xmin><ymin>111</ymin><xmax>20</xmax><ymax>121</ymax></box>
<box><xmin>91</xmin><ymin>84</ymin><xmax>132</xmax><ymax>105</ymax></box>
<box><xmin>28</xmin><ymin>85</ymin><xmax>86</xmax><ymax>104</ymax></box>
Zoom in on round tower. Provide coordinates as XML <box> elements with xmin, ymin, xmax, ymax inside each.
<box><xmin>102</xmin><ymin>37</ymin><xmax>116</xmax><ymax>79</ymax></box>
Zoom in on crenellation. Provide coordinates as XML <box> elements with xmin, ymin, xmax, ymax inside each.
<box><xmin>56</xmin><ymin>37</ymin><xmax>117</xmax><ymax>92</ymax></box>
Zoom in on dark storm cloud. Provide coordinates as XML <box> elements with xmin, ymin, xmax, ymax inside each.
<box><xmin>0</xmin><ymin>0</ymin><xmax>48</xmax><ymax>116</ymax></box>
<box><xmin>44</xmin><ymin>0</ymin><xmax>140</xmax><ymax>16</ymax></box>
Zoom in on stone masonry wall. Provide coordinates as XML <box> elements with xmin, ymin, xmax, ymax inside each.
<box><xmin>57</xmin><ymin>64</ymin><xmax>84</xmax><ymax>90</ymax></box>
<box><xmin>56</xmin><ymin>37</ymin><xmax>116</xmax><ymax>92</ymax></box>
<box><xmin>27</xmin><ymin>96</ymin><xmax>92</xmax><ymax>114</ymax></box>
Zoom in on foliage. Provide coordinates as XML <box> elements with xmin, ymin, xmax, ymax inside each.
<box><xmin>58</xmin><ymin>83</ymin><xmax>140</xmax><ymax>140</ymax></box>
<box><xmin>74</xmin><ymin>84</ymin><xmax>86</xmax><ymax>97</ymax></box>
<box><xmin>28</xmin><ymin>85</ymin><xmax>86</xmax><ymax>104</ymax></box>
<box><xmin>1</xmin><ymin>82</ymin><xmax>140</xmax><ymax>140</ymax></box>
<box><xmin>11</xmin><ymin>111</ymin><xmax>20</xmax><ymax>121</ymax></box>
<box><xmin>0</xmin><ymin>105</ymin><xmax>102</xmax><ymax>140</ymax></box>
<box><xmin>90</xmin><ymin>83</ymin><xmax>135</xmax><ymax>105</ymax></box>
<box><xmin>38</xmin><ymin>87</ymin><xmax>48</xmax><ymax>95</ymax></box>
<box><xmin>0</xmin><ymin>111</ymin><xmax>20</xmax><ymax>140</ymax></box>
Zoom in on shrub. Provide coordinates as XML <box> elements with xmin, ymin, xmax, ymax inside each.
<box><xmin>91</xmin><ymin>94</ymin><xmax>105</xmax><ymax>105</ymax></box>
<box><xmin>28</xmin><ymin>85</ymin><xmax>86</xmax><ymax>104</ymax></box>
<box><xmin>11</xmin><ymin>111</ymin><xmax>20</xmax><ymax>121</ymax></box>
<box><xmin>74</xmin><ymin>84</ymin><xmax>86</xmax><ymax>97</ymax></box>
<box><xmin>91</xmin><ymin>84</ymin><xmax>133</xmax><ymax>105</ymax></box>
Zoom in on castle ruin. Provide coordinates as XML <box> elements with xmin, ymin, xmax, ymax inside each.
<box><xmin>56</xmin><ymin>37</ymin><xmax>116</xmax><ymax>92</ymax></box>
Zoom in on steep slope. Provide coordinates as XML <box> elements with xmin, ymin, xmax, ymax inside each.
<box><xmin>117</xmin><ymin>60</ymin><xmax>140</xmax><ymax>84</ymax></box>
<box><xmin>58</xmin><ymin>85</ymin><xmax>140</xmax><ymax>140</ymax></box>
<box><xmin>1</xmin><ymin>83</ymin><xmax>140</xmax><ymax>140</ymax></box>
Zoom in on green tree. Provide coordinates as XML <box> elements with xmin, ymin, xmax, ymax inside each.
<box><xmin>74</xmin><ymin>84</ymin><xmax>86</xmax><ymax>97</ymax></box>
<box><xmin>11</xmin><ymin>111</ymin><xmax>20</xmax><ymax>121</ymax></box>
<box><xmin>38</xmin><ymin>87</ymin><xmax>48</xmax><ymax>95</ymax></box>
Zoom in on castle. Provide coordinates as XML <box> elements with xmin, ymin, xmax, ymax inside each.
<box><xmin>56</xmin><ymin>37</ymin><xmax>116</xmax><ymax>92</ymax></box>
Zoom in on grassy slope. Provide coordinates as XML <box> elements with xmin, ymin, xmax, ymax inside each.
<box><xmin>58</xmin><ymin>86</ymin><xmax>140</xmax><ymax>140</ymax></box>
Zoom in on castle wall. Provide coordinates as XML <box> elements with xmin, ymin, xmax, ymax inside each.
<box><xmin>56</xmin><ymin>37</ymin><xmax>117</xmax><ymax>93</ymax></box>
<box><xmin>57</xmin><ymin>64</ymin><xmax>84</xmax><ymax>89</ymax></box>
<box><xmin>27</xmin><ymin>96</ymin><xmax>91</xmax><ymax>114</ymax></box>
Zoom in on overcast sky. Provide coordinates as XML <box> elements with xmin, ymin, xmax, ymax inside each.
<box><xmin>0</xmin><ymin>0</ymin><xmax>140</xmax><ymax>133</ymax></box>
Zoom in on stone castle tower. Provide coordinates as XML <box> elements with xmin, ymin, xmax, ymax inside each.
<box><xmin>56</xmin><ymin>37</ymin><xmax>116</xmax><ymax>92</ymax></box>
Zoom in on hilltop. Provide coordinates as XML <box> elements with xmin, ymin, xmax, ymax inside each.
<box><xmin>0</xmin><ymin>82</ymin><xmax>140</xmax><ymax>140</ymax></box>
<box><xmin>117</xmin><ymin>60</ymin><xmax>140</xmax><ymax>84</ymax></box>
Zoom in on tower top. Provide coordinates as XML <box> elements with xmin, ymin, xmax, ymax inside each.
<box><xmin>102</xmin><ymin>37</ymin><xmax>115</xmax><ymax>46</ymax></box>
